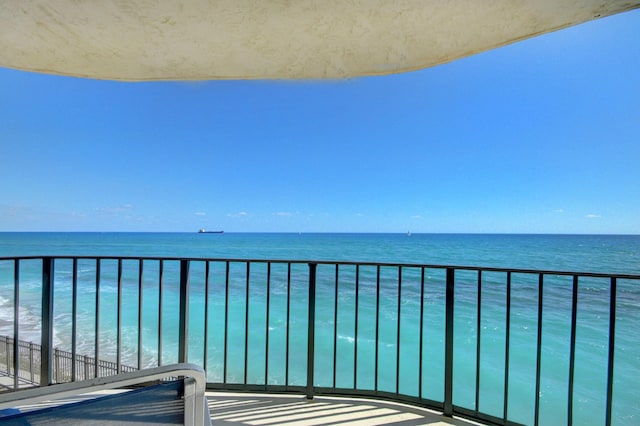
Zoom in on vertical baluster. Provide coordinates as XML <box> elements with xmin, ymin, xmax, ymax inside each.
<box><xmin>54</xmin><ymin>348</ymin><xmax>59</xmax><ymax>383</ymax></box>
<box><xmin>138</xmin><ymin>259</ymin><xmax>143</xmax><ymax>370</ymax></box>
<box><xmin>418</xmin><ymin>267</ymin><xmax>425</xmax><ymax>400</ymax></box>
<box><xmin>5</xmin><ymin>337</ymin><xmax>10</xmax><ymax>379</ymax></box>
<box><xmin>396</xmin><ymin>266</ymin><xmax>402</xmax><ymax>395</ymax></box>
<box><xmin>13</xmin><ymin>259</ymin><xmax>19</xmax><ymax>389</ymax></box>
<box><xmin>84</xmin><ymin>355</ymin><xmax>89</xmax><ymax>381</ymax></box>
<box><xmin>306</xmin><ymin>263</ymin><xmax>317</xmax><ymax>399</ymax></box>
<box><xmin>568</xmin><ymin>275</ymin><xmax>579</xmax><ymax>425</ymax></box>
<box><xmin>204</xmin><ymin>261</ymin><xmax>210</xmax><ymax>374</ymax></box>
<box><xmin>354</xmin><ymin>264</ymin><xmax>359</xmax><ymax>390</ymax></box>
<box><xmin>158</xmin><ymin>260</ymin><xmax>164</xmax><ymax>366</ymax></box>
<box><xmin>285</xmin><ymin>263</ymin><xmax>291</xmax><ymax>389</ymax></box>
<box><xmin>504</xmin><ymin>272</ymin><xmax>512</xmax><ymax>422</ymax></box>
<box><xmin>95</xmin><ymin>259</ymin><xmax>100</xmax><ymax>378</ymax></box>
<box><xmin>71</xmin><ymin>258</ymin><xmax>78</xmax><ymax>382</ymax></box>
<box><xmin>116</xmin><ymin>259</ymin><xmax>123</xmax><ymax>373</ymax></box>
<box><xmin>265</xmin><ymin>262</ymin><xmax>271</xmax><ymax>387</ymax></box>
<box><xmin>40</xmin><ymin>257</ymin><xmax>54</xmax><ymax>386</ymax></box>
<box><xmin>534</xmin><ymin>273</ymin><xmax>544</xmax><ymax>426</ymax></box>
<box><xmin>223</xmin><ymin>261</ymin><xmax>229</xmax><ymax>384</ymax></box>
<box><xmin>244</xmin><ymin>262</ymin><xmax>250</xmax><ymax>384</ymax></box>
<box><xmin>374</xmin><ymin>265</ymin><xmax>381</xmax><ymax>392</ymax></box>
<box><xmin>29</xmin><ymin>342</ymin><xmax>34</xmax><ymax>383</ymax></box>
<box><xmin>444</xmin><ymin>267</ymin><xmax>455</xmax><ymax>417</ymax></box>
<box><xmin>605</xmin><ymin>277</ymin><xmax>617</xmax><ymax>426</ymax></box>
<box><xmin>178</xmin><ymin>259</ymin><xmax>190</xmax><ymax>364</ymax></box>
<box><xmin>333</xmin><ymin>264</ymin><xmax>339</xmax><ymax>389</ymax></box>
<box><xmin>475</xmin><ymin>270</ymin><xmax>483</xmax><ymax>412</ymax></box>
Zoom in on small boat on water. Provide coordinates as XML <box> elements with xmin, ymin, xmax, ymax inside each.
<box><xmin>198</xmin><ymin>228</ymin><xmax>224</xmax><ymax>234</ymax></box>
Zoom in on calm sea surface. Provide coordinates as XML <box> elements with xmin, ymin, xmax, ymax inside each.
<box><xmin>1</xmin><ymin>232</ymin><xmax>639</xmax><ymax>425</ymax></box>
<box><xmin>2</xmin><ymin>232</ymin><xmax>639</xmax><ymax>272</ymax></box>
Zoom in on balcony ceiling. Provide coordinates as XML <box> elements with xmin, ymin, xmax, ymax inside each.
<box><xmin>1</xmin><ymin>1</ymin><xmax>639</xmax><ymax>81</ymax></box>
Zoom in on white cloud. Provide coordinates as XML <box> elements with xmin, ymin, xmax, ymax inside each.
<box><xmin>412</xmin><ymin>215</ymin><xmax>422</xmax><ymax>219</ymax></box>
<box><xmin>0</xmin><ymin>204</ymin><xmax>31</xmax><ymax>217</ymax></box>
<box><xmin>553</xmin><ymin>209</ymin><xmax>565</xmax><ymax>214</ymax></box>
<box><xmin>273</xmin><ymin>212</ymin><xmax>293</xmax><ymax>217</ymax></box>
<box><xmin>227</xmin><ymin>211</ymin><xmax>248</xmax><ymax>217</ymax></box>
<box><xmin>95</xmin><ymin>204</ymin><xmax>133</xmax><ymax>214</ymax></box>
<box><xmin>194</xmin><ymin>212</ymin><xmax>206</xmax><ymax>216</ymax></box>
<box><xmin>586</xmin><ymin>214</ymin><xmax>601</xmax><ymax>219</ymax></box>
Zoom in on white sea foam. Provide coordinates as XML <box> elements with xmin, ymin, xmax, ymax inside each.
<box><xmin>0</xmin><ymin>295</ymin><xmax>43</xmax><ymax>343</ymax></box>
<box><xmin>337</xmin><ymin>334</ymin><xmax>355</xmax><ymax>344</ymax></box>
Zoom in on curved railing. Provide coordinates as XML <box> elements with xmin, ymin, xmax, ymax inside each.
<box><xmin>1</xmin><ymin>256</ymin><xmax>638</xmax><ymax>425</ymax></box>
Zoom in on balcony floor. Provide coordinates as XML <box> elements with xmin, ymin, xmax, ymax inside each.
<box><xmin>1</xmin><ymin>375</ymin><xmax>480</xmax><ymax>426</ymax></box>
<box><xmin>207</xmin><ymin>392</ymin><xmax>480</xmax><ymax>426</ymax></box>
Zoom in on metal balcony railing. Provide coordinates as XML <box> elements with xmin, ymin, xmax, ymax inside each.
<box><xmin>0</xmin><ymin>256</ymin><xmax>638</xmax><ymax>425</ymax></box>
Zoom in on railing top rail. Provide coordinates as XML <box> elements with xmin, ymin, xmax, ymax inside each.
<box><xmin>0</xmin><ymin>363</ymin><xmax>206</xmax><ymax>409</ymax></box>
<box><xmin>1</xmin><ymin>255</ymin><xmax>639</xmax><ymax>280</ymax></box>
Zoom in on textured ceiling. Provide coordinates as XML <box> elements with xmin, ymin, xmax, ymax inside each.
<box><xmin>1</xmin><ymin>0</ymin><xmax>639</xmax><ymax>81</ymax></box>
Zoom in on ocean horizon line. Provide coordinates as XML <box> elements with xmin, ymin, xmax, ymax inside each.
<box><xmin>2</xmin><ymin>230</ymin><xmax>640</xmax><ymax>236</ymax></box>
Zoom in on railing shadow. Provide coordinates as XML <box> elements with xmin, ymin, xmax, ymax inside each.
<box><xmin>208</xmin><ymin>393</ymin><xmax>472</xmax><ymax>426</ymax></box>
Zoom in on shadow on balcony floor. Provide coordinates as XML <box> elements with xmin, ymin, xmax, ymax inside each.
<box><xmin>207</xmin><ymin>392</ymin><xmax>478</xmax><ymax>426</ymax></box>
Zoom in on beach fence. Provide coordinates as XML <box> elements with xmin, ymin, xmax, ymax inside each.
<box><xmin>0</xmin><ymin>335</ymin><xmax>136</xmax><ymax>387</ymax></box>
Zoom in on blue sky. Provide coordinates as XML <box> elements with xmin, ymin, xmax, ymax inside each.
<box><xmin>1</xmin><ymin>10</ymin><xmax>639</xmax><ymax>234</ymax></box>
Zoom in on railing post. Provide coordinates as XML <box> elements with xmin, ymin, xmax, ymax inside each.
<box><xmin>116</xmin><ymin>259</ymin><xmax>123</xmax><ymax>374</ymax></box>
<box><xmin>5</xmin><ymin>338</ymin><xmax>10</xmax><ymax>376</ymax></box>
<box><xmin>29</xmin><ymin>342</ymin><xmax>34</xmax><ymax>383</ymax></box>
<box><xmin>137</xmin><ymin>259</ymin><xmax>144</xmax><ymax>370</ymax></box>
<box><xmin>84</xmin><ymin>355</ymin><xmax>90</xmax><ymax>381</ymax></box>
<box><xmin>306</xmin><ymin>263</ymin><xmax>317</xmax><ymax>400</ymax></box>
<box><xmin>95</xmin><ymin>258</ymin><xmax>101</xmax><ymax>378</ymax></box>
<box><xmin>605</xmin><ymin>277</ymin><xmax>617</xmax><ymax>426</ymax></box>
<box><xmin>40</xmin><ymin>257</ymin><xmax>54</xmax><ymax>386</ymax></box>
<box><xmin>54</xmin><ymin>348</ymin><xmax>60</xmax><ymax>383</ymax></box>
<box><xmin>178</xmin><ymin>259</ymin><xmax>190</xmax><ymax>364</ymax></box>
<box><xmin>13</xmin><ymin>259</ymin><xmax>20</xmax><ymax>389</ymax></box>
<box><xmin>444</xmin><ymin>267</ymin><xmax>455</xmax><ymax>417</ymax></box>
<box><xmin>71</xmin><ymin>258</ymin><xmax>78</xmax><ymax>382</ymax></box>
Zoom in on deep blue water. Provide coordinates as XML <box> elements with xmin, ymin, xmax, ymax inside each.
<box><xmin>1</xmin><ymin>232</ymin><xmax>639</xmax><ymax>425</ymax></box>
<box><xmin>2</xmin><ymin>232</ymin><xmax>639</xmax><ymax>272</ymax></box>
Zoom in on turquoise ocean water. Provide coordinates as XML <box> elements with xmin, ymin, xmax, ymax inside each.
<box><xmin>1</xmin><ymin>232</ymin><xmax>639</xmax><ymax>425</ymax></box>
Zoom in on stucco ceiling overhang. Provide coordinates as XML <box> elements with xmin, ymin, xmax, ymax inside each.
<box><xmin>1</xmin><ymin>1</ymin><xmax>639</xmax><ymax>81</ymax></box>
